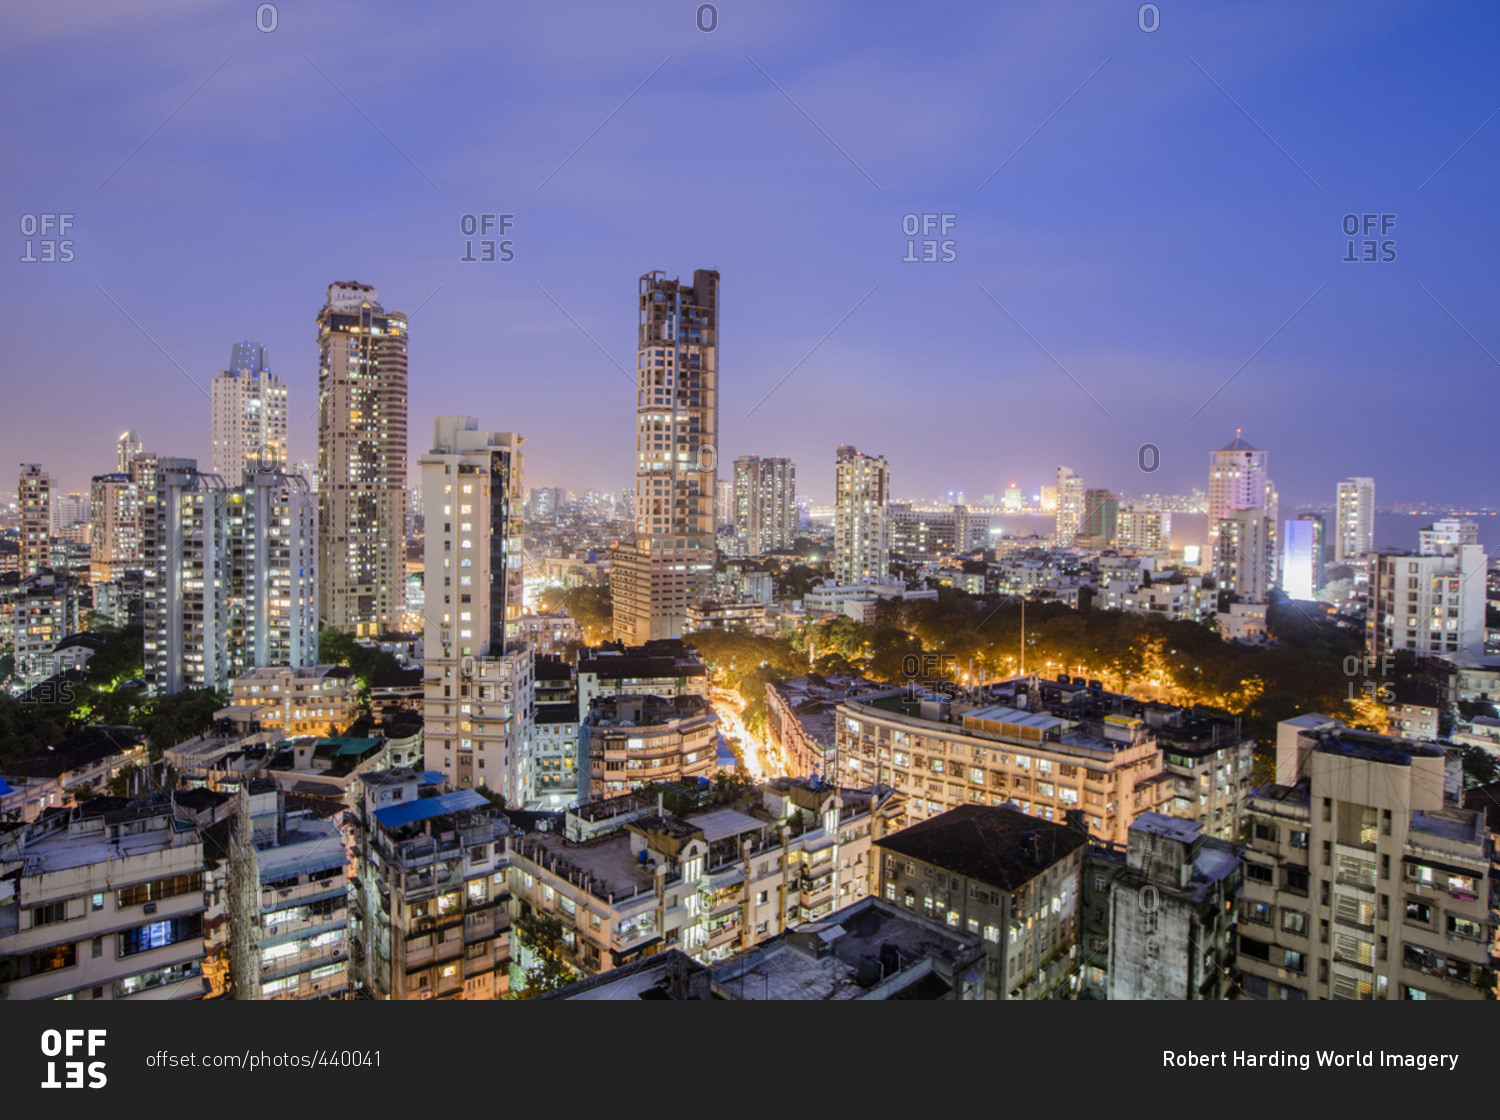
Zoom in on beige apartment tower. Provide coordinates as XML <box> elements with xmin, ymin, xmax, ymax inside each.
<box><xmin>612</xmin><ymin>269</ymin><xmax>720</xmax><ymax>644</ymax></box>
<box><xmin>834</xmin><ymin>446</ymin><xmax>890</xmax><ymax>584</ymax></box>
<box><xmin>18</xmin><ymin>464</ymin><xmax>50</xmax><ymax>578</ymax></box>
<box><xmin>211</xmin><ymin>342</ymin><xmax>288</xmax><ymax>481</ymax></box>
<box><xmin>316</xmin><ymin>282</ymin><xmax>408</xmax><ymax>636</ymax></box>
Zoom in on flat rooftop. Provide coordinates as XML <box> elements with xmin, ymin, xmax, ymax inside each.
<box><xmin>710</xmin><ymin>899</ymin><xmax>979</xmax><ymax>1001</ymax></box>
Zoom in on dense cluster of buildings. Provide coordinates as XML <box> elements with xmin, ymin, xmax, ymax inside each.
<box><xmin>3</xmin><ymin>264</ymin><xmax>1498</xmax><ymax>1004</ymax></box>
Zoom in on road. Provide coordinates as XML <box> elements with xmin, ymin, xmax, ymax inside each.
<box><xmin>710</xmin><ymin>687</ymin><xmax>781</xmax><ymax>781</ymax></box>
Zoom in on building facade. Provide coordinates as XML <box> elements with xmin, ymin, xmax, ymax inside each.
<box><xmin>1335</xmin><ymin>476</ymin><xmax>1375</xmax><ymax>563</ymax></box>
<box><xmin>316</xmin><ymin>282</ymin><xmax>408</xmax><ymax>637</ymax></box>
<box><xmin>1237</xmin><ymin>714</ymin><xmax>1495</xmax><ymax>1000</ymax></box>
<box><xmin>733</xmin><ymin>455</ymin><xmax>797</xmax><ymax>557</ymax></box>
<box><xmin>834</xmin><ymin>445</ymin><xmax>890</xmax><ymax>584</ymax></box>
<box><xmin>211</xmin><ymin>342</ymin><xmax>288</xmax><ymax>481</ymax></box>
<box><xmin>19</xmin><ymin>464</ymin><xmax>50</xmax><ymax>578</ymax></box>
<box><xmin>142</xmin><ymin>459</ymin><xmax>317</xmax><ymax>695</ymax></box>
<box><xmin>611</xmin><ymin>269</ymin><xmax>719</xmax><ymax>644</ymax></box>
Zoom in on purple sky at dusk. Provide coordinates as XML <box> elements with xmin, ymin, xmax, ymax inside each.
<box><xmin>3</xmin><ymin>1</ymin><xmax>1498</xmax><ymax>507</ymax></box>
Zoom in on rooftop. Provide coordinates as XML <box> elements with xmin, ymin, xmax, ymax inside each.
<box><xmin>878</xmin><ymin>804</ymin><xmax>1088</xmax><ymax>891</ymax></box>
<box><xmin>709</xmin><ymin>898</ymin><xmax>981</xmax><ymax>1000</ymax></box>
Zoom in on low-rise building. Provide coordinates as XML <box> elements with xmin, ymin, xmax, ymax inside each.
<box><xmin>583</xmin><ymin>694</ymin><xmax>718</xmax><ymax>799</ymax></box>
<box><xmin>0</xmin><ymin>726</ymin><xmax>148</xmax><ymax>824</ymax></box>
<box><xmin>1106</xmin><ymin>812</ymin><xmax>1241</xmax><ymax>1000</ymax></box>
<box><xmin>228</xmin><ymin>781</ymin><xmax>349</xmax><ymax>1000</ymax></box>
<box><xmin>838</xmin><ymin>681</ymin><xmax>1171</xmax><ymax>846</ymax></box>
<box><xmin>709</xmin><ymin>897</ymin><xmax>986</xmax><ymax>1000</ymax></box>
<box><xmin>0</xmin><ymin>795</ymin><xmax>208</xmax><ymax>1000</ymax></box>
<box><xmin>876</xmin><ymin>803</ymin><xmax>1088</xmax><ymax>999</ymax></box>
<box><xmin>507</xmin><ymin>778</ymin><xmax>906</xmax><ymax>977</ymax></box>
<box><xmin>347</xmin><ymin>768</ymin><xmax>512</xmax><ymax>999</ymax></box>
<box><xmin>765</xmin><ymin>674</ymin><xmax>903</xmax><ymax>779</ymax></box>
<box><xmin>220</xmin><ymin>665</ymin><xmax>360</xmax><ymax>739</ymax></box>
<box><xmin>576</xmin><ymin>639</ymin><xmax>708</xmax><ymax>712</ymax></box>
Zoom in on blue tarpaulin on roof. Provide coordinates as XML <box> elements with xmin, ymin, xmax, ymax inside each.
<box><xmin>373</xmin><ymin>789</ymin><xmax>489</xmax><ymax>829</ymax></box>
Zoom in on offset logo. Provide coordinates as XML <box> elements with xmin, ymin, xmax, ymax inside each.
<box><xmin>40</xmin><ymin>1029</ymin><xmax>106</xmax><ymax>1089</ymax></box>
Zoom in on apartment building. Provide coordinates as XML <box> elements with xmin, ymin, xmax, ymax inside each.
<box><xmin>732</xmin><ymin>455</ymin><xmax>797</xmax><ymax>557</ymax></box>
<box><xmin>0</xmin><ymin>726</ymin><xmax>147</xmax><ymax>824</ymax></box>
<box><xmin>576</xmin><ymin>638</ymin><xmax>708</xmax><ymax>712</ymax></box>
<box><xmin>876</xmin><ymin>804</ymin><xmax>1087</xmax><ymax>999</ymax></box>
<box><xmin>765</xmin><ymin>674</ymin><xmax>903</xmax><ymax>779</ymax></box>
<box><xmin>316</xmin><ymin>282</ymin><xmax>408</xmax><ymax>637</ymax></box>
<box><xmin>228</xmin><ymin>781</ymin><xmax>348</xmax><ymax>999</ymax></box>
<box><xmin>11</xmin><ymin>568</ymin><xmax>80</xmax><ymax>685</ymax></box>
<box><xmin>1106</xmin><ymin>812</ymin><xmax>1241</xmax><ymax>1000</ymax></box>
<box><xmin>347</xmin><ymin>768</ymin><xmax>512</xmax><ymax>999</ymax></box>
<box><xmin>419</xmin><ymin>417</ymin><xmax>533</xmax><ymax>804</ymax></box>
<box><xmin>507</xmin><ymin>778</ymin><xmax>906</xmax><ymax>977</ymax></box>
<box><xmin>611</xmin><ymin>269</ymin><xmax>719</xmax><ymax>644</ymax></box>
<box><xmin>211</xmin><ymin>341</ymin><xmax>288</xmax><ymax>481</ymax></box>
<box><xmin>223</xmin><ymin>665</ymin><xmax>360</xmax><ymax>738</ymax></box>
<box><xmin>89</xmin><ymin>472</ymin><xmax>142</xmax><ymax>584</ymax></box>
<box><xmin>834</xmin><ymin>445</ymin><xmax>890</xmax><ymax>585</ymax></box>
<box><xmin>19</xmin><ymin>463</ymin><xmax>51</xmax><ymax>578</ymax></box>
<box><xmin>1366</xmin><ymin>536</ymin><xmax>1487</xmax><ymax>659</ymax></box>
<box><xmin>1147</xmin><ymin>703</ymin><xmax>1256</xmax><ymax>842</ymax></box>
<box><xmin>583</xmin><ymin>694</ymin><xmax>718</xmax><ymax>799</ymax></box>
<box><xmin>0</xmin><ymin>795</ymin><xmax>208</xmax><ymax>1000</ymax></box>
<box><xmin>142</xmin><ymin>459</ymin><xmax>317</xmax><ymax>695</ymax></box>
<box><xmin>837</xmin><ymin>683</ymin><xmax>1171</xmax><ymax>846</ymax></box>
<box><xmin>709</xmin><ymin>897</ymin><xmax>986</xmax><ymax>1000</ymax></box>
<box><xmin>1237</xmin><ymin>714</ymin><xmax>1495</xmax><ymax>1000</ymax></box>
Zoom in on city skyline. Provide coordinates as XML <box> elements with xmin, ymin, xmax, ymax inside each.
<box><xmin>5</xmin><ymin>3</ymin><xmax>1499</xmax><ymax>508</ymax></box>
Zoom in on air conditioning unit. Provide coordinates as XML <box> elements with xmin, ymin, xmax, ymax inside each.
<box><xmin>143</xmin><ymin>903</ymin><xmax>157</xmax><ymax>915</ymax></box>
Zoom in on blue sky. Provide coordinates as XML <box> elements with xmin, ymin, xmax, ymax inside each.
<box><xmin>2</xmin><ymin>0</ymin><xmax>1497</xmax><ymax>506</ymax></box>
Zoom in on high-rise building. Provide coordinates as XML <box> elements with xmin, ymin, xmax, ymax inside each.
<box><xmin>1238</xmin><ymin>714</ymin><xmax>1494</xmax><ymax>1001</ymax></box>
<box><xmin>1207</xmin><ymin>434</ymin><xmax>1277</xmax><ymax>599</ymax></box>
<box><xmin>316</xmin><ymin>282</ymin><xmax>408</xmax><ymax>637</ymax></box>
<box><xmin>1298</xmin><ymin>512</ymin><xmax>1326</xmax><ymax>591</ymax></box>
<box><xmin>715</xmin><ymin>477</ymin><xmax>734</xmax><ymax>531</ymax></box>
<box><xmin>143</xmin><ymin>458</ymin><xmax>317</xmax><ymax>695</ymax></box>
<box><xmin>1280</xmin><ymin>518</ymin><xmax>1318</xmax><ymax>601</ymax></box>
<box><xmin>1055</xmin><ymin>466</ymin><xmax>1084</xmax><ymax>545</ymax></box>
<box><xmin>1418</xmin><ymin>517</ymin><xmax>1478</xmax><ymax>557</ymax></box>
<box><xmin>834</xmin><ymin>445</ymin><xmax>890</xmax><ymax>584</ymax></box>
<box><xmin>116</xmin><ymin>431</ymin><xmax>142</xmax><ymax>474</ymax></box>
<box><xmin>1366</xmin><ymin>530</ymin><xmax>1487</xmax><ymax>659</ymax></box>
<box><xmin>51</xmin><ymin>492</ymin><xmax>89</xmax><ymax>533</ymax></box>
<box><xmin>1334</xmin><ymin>476</ymin><xmax>1375</xmax><ymax>563</ymax></box>
<box><xmin>1080</xmin><ymin>488</ymin><xmax>1117</xmax><ymax>547</ymax></box>
<box><xmin>18</xmin><ymin>464</ymin><xmax>50</xmax><ymax>578</ymax></box>
<box><xmin>420</xmin><ymin>417</ymin><xmax>534</xmax><ymax>803</ymax></box>
<box><xmin>733</xmin><ymin>455</ymin><xmax>797</xmax><ymax>557</ymax></box>
<box><xmin>1116</xmin><ymin>505</ymin><xmax>1171</xmax><ymax>552</ymax></box>
<box><xmin>611</xmin><ymin>269</ymin><xmax>719</xmax><ymax>644</ymax></box>
<box><xmin>89</xmin><ymin>473</ymin><xmax>142</xmax><ymax>584</ymax></box>
<box><xmin>1213</xmin><ymin>510</ymin><xmax>1271</xmax><ymax>603</ymax></box>
<box><xmin>211</xmin><ymin>342</ymin><xmax>288</xmax><ymax>481</ymax></box>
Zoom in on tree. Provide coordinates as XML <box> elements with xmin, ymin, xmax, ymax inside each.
<box><xmin>1458</xmin><ymin>745</ymin><xmax>1499</xmax><ymax>789</ymax></box>
<box><xmin>137</xmin><ymin>688</ymin><xmax>226</xmax><ymax>755</ymax></box>
<box><xmin>513</xmin><ymin>912</ymin><xmax>574</xmax><ymax>998</ymax></box>
<box><xmin>475</xmin><ymin>784</ymin><xmax>507</xmax><ymax>810</ymax></box>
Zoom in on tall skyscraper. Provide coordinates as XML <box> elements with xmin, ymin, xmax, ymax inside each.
<box><xmin>211</xmin><ymin>341</ymin><xmax>288</xmax><ymax>481</ymax></box>
<box><xmin>1334</xmin><ymin>476</ymin><xmax>1375</xmax><ymax>563</ymax></box>
<box><xmin>89</xmin><ymin>472</ymin><xmax>142</xmax><ymax>584</ymax></box>
<box><xmin>733</xmin><ymin>455</ymin><xmax>797</xmax><ymax>557</ymax></box>
<box><xmin>1367</xmin><ymin>519</ymin><xmax>1486</xmax><ymax>659</ymax></box>
<box><xmin>420</xmin><ymin>417</ymin><xmax>533</xmax><ymax>802</ymax></box>
<box><xmin>1208</xmin><ymin>433</ymin><xmax>1277</xmax><ymax>600</ymax></box>
<box><xmin>1055</xmin><ymin>466</ymin><xmax>1084</xmax><ymax>545</ymax></box>
<box><xmin>834</xmin><ymin>445</ymin><xmax>890</xmax><ymax>584</ymax></box>
<box><xmin>142</xmin><ymin>459</ymin><xmax>317</xmax><ymax>695</ymax></box>
<box><xmin>18</xmin><ymin>464</ymin><xmax>50</xmax><ymax>578</ymax></box>
<box><xmin>1280</xmin><ymin>518</ymin><xmax>1317</xmax><ymax>601</ymax></box>
<box><xmin>1297</xmin><ymin>512</ymin><xmax>1326</xmax><ymax>592</ymax></box>
<box><xmin>611</xmin><ymin>269</ymin><xmax>719</xmax><ymax>644</ymax></box>
<box><xmin>117</xmin><ymin>431</ymin><xmax>142</xmax><ymax>474</ymax></box>
<box><xmin>1080</xmin><ymin>488</ymin><xmax>1118</xmax><ymax>547</ymax></box>
<box><xmin>316</xmin><ymin>282</ymin><xmax>408</xmax><ymax>637</ymax></box>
